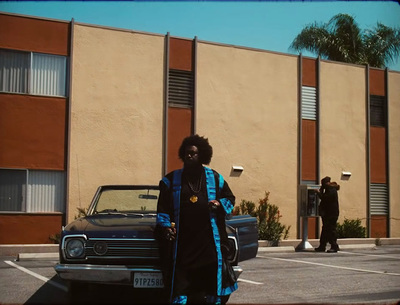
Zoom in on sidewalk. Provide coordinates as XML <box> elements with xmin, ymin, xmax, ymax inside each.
<box><xmin>260</xmin><ymin>237</ymin><xmax>400</xmax><ymax>248</ymax></box>
<box><xmin>258</xmin><ymin>238</ymin><xmax>397</xmax><ymax>253</ymax></box>
<box><xmin>258</xmin><ymin>237</ymin><xmax>400</xmax><ymax>252</ymax></box>
<box><xmin>1</xmin><ymin>238</ymin><xmax>399</xmax><ymax>260</ymax></box>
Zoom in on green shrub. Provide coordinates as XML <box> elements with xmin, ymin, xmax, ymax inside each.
<box><xmin>337</xmin><ymin>218</ymin><xmax>366</xmax><ymax>238</ymax></box>
<box><xmin>234</xmin><ymin>200</ymin><xmax>257</xmax><ymax>217</ymax></box>
<box><xmin>233</xmin><ymin>192</ymin><xmax>290</xmax><ymax>245</ymax></box>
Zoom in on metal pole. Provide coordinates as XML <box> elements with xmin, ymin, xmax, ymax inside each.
<box><xmin>295</xmin><ymin>216</ymin><xmax>314</xmax><ymax>251</ymax></box>
<box><xmin>296</xmin><ymin>186</ymin><xmax>315</xmax><ymax>251</ymax></box>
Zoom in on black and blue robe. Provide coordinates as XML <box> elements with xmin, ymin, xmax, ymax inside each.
<box><xmin>156</xmin><ymin>166</ymin><xmax>237</xmax><ymax>304</ymax></box>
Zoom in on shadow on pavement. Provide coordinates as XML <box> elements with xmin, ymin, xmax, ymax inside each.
<box><xmin>24</xmin><ymin>276</ymin><xmax>168</xmax><ymax>305</ymax></box>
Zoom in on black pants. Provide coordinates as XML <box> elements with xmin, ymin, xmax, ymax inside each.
<box><xmin>173</xmin><ymin>262</ymin><xmax>217</xmax><ymax>304</ymax></box>
<box><xmin>319</xmin><ymin>216</ymin><xmax>339</xmax><ymax>249</ymax></box>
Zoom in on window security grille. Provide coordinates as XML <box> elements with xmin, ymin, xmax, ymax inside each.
<box><xmin>168</xmin><ymin>69</ymin><xmax>194</xmax><ymax>108</ymax></box>
<box><xmin>370</xmin><ymin>183</ymin><xmax>388</xmax><ymax>215</ymax></box>
<box><xmin>301</xmin><ymin>86</ymin><xmax>317</xmax><ymax>120</ymax></box>
<box><xmin>370</xmin><ymin>95</ymin><xmax>386</xmax><ymax>127</ymax></box>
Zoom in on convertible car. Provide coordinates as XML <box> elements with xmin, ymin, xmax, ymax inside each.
<box><xmin>54</xmin><ymin>185</ymin><xmax>258</xmax><ymax>302</ymax></box>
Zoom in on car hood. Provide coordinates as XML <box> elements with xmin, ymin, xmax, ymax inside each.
<box><xmin>63</xmin><ymin>214</ymin><xmax>157</xmax><ymax>239</ymax></box>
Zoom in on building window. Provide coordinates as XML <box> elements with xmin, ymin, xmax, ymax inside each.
<box><xmin>0</xmin><ymin>169</ymin><xmax>65</xmax><ymax>213</ymax></box>
<box><xmin>0</xmin><ymin>49</ymin><xmax>67</xmax><ymax>97</ymax></box>
<box><xmin>370</xmin><ymin>95</ymin><xmax>386</xmax><ymax>127</ymax></box>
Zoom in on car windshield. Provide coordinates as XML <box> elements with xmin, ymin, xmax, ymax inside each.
<box><xmin>92</xmin><ymin>188</ymin><xmax>159</xmax><ymax>215</ymax></box>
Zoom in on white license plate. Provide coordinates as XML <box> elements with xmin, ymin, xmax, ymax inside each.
<box><xmin>133</xmin><ymin>272</ymin><xmax>164</xmax><ymax>288</ymax></box>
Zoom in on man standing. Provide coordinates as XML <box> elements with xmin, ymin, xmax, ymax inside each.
<box><xmin>315</xmin><ymin>176</ymin><xmax>341</xmax><ymax>253</ymax></box>
<box><xmin>156</xmin><ymin>135</ymin><xmax>237</xmax><ymax>304</ymax></box>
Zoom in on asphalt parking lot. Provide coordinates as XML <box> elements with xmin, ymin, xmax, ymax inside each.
<box><xmin>0</xmin><ymin>244</ymin><xmax>399</xmax><ymax>305</ymax></box>
<box><xmin>230</xmin><ymin>245</ymin><xmax>400</xmax><ymax>305</ymax></box>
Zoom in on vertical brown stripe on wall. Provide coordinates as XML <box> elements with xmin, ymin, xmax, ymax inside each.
<box><xmin>169</xmin><ymin>38</ymin><xmax>193</xmax><ymax>71</ymax></box>
<box><xmin>302</xmin><ymin>120</ymin><xmax>317</xmax><ymax>181</ymax></box>
<box><xmin>302</xmin><ymin>58</ymin><xmax>317</xmax><ymax>87</ymax></box>
<box><xmin>371</xmin><ymin>216</ymin><xmax>387</xmax><ymax>239</ymax></box>
<box><xmin>369</xmin><ymin>68</ymin><xmax>387</xmax><ymax>237</ymax></box>
<box><xmin>369</xmin><ymin>68</ymin><xmax>387</xmax><ymax>184</ymax></box>
<box><xmin>167</xmin><ymin>108</ymin><xmax>193</xmax><ymax>172</ymax></box>
<box><xmin>301</xmin><ymin>57</ymin><xmax>318</xmax><ymax>239</ymax></box>
<box><xmin>369</xmin><ymin>68</ymin><xmax>385</xmax><ymax>96</ymax></box>
<box><xmin>166</xmin><ymin>37</ymin><xmax>194</xmax><ymax>173</ymax></box>
<box><xmin>301</xmin><ymin>58</ymin><xmax>317</xmax><ymax>182</ymax></box>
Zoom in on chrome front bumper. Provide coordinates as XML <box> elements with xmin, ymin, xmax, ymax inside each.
<box><xmin>55</xmin><ymin>264</ymin><xmax>243</xmax><ymax>284</ymax></box>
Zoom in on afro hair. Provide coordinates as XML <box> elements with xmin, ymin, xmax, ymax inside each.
<box><xmin>178</xmin><ymin>134</ymin><xmax>213</xmax><ymax>165</ymax></box>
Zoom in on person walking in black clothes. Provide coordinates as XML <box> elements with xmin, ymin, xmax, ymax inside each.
<box><xmin>315</xmin><ymin>176</ymin><xmax>341</xmax><ymax>253</ymax></box>
<box><xmin>156</xmin><ymin>135</ymin><xmax>237</xmax><ymax>304</ymax></box>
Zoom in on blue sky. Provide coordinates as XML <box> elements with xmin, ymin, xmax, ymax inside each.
<box><xmin>1</xmin><ymin>1</ymin><xmax>400</xmax><ymax>71</ymax></box>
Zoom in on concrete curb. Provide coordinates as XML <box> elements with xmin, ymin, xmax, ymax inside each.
<box><xmin>0</xmin><ymin>244</ymin><xmax>58</xmax><ymax>257</ymax></box>
<box><xmin>17</xmin><ymin>252</ymin><xmax>59</xmax><ymax>261</ymax></box>
<box><xmin>339</xmin><ymin>243</ymin><xmax>377</xmax><ymax>250</ymax></box>
<box><xmin>258</xmin><ymin>246</ymin><xmax>295</xmax><ymax>253</ymax></box>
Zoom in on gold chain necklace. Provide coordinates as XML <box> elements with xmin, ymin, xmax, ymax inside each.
<box><xmin>187</xmin><ymin>172</ymin><xmax>203</xmax><ymax>203</ymax></box>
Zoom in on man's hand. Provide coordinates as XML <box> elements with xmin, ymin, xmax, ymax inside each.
<box><xmin>208</xmin><ymin>200</ymin><xmax>220</xmax><ymax>212</ymax></box>
<box><xmin>163</xmin><ymin>226</ymin><xmax>176</xmax><ymax>241</ymax></box>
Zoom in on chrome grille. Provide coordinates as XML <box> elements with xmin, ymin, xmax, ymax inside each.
<box><xmin>85</xmin><ymin>238</ymin><xmax>160</xmax><ymax>259</ymax></box>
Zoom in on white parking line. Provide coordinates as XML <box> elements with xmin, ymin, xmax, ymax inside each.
<box><xmin>237</xmin><ymin>278</ymin><xmax>263</xmax><ymax>285</ymax></box>
<box><xmin>257</xmin><ymin>255</ymin><xmax>400</xmax><ymax>276</ymax></box>
<box><xmin>339</xmin><ymin>251</ymin><xmax>400</xmax><ymax>260</ymax></box>
<box><xmin>5</xmin><ymin>260</ymin><xmax>68</xmax><ymax>292</ymax></box>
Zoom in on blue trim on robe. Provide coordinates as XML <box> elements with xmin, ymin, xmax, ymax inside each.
<box><xmin>217</xmin><ymin>173</ymin><xmax>234</xmax><ymax>215</ymax></box>
<box><xmin>162</xmin><ymin>176</ymin><xmax>171</xmax><ymax>189</ymax></box>
<box><xmin>204</xmin><ymin>167</ymin><xmax>223</xmax><ymax>296</ymax></box>
<box><xmin>172</xmin><ymin>295</ymin><xmax>187</xmax><ymax>304</ymax></box>
<box><xmin>156</xmin><ymin>213</ymin><xmax>171</xmax><ymax>227</ymax></box>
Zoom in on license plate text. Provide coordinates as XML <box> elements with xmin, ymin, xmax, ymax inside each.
<box><xmin>133</xmin><ymin>272</ymin><xmax>164</xmax><ymax>288</ymax></box>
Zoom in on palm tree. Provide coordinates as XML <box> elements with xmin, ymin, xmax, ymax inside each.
<box><xmin>289</xmin><ymin>13</ymin><xmax>400</xmax><ymax>69</ymax></box>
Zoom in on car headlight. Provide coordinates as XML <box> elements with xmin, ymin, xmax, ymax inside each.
<box><xmin>65</xmin><ymin>238</ymin><xmax>85</xmax><ymax>259</ymax></box>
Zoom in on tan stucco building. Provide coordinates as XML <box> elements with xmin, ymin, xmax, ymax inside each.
<box><xmin>1</xmin><ymin>12</ymin><xmax>399</xmax><ymax>244</ymax></box>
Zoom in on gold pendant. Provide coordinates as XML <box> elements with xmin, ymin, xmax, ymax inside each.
<box><xmin>190</xmin><ymin>195</ymin><xmax>198</xmax><ymax>203</ymax></box>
